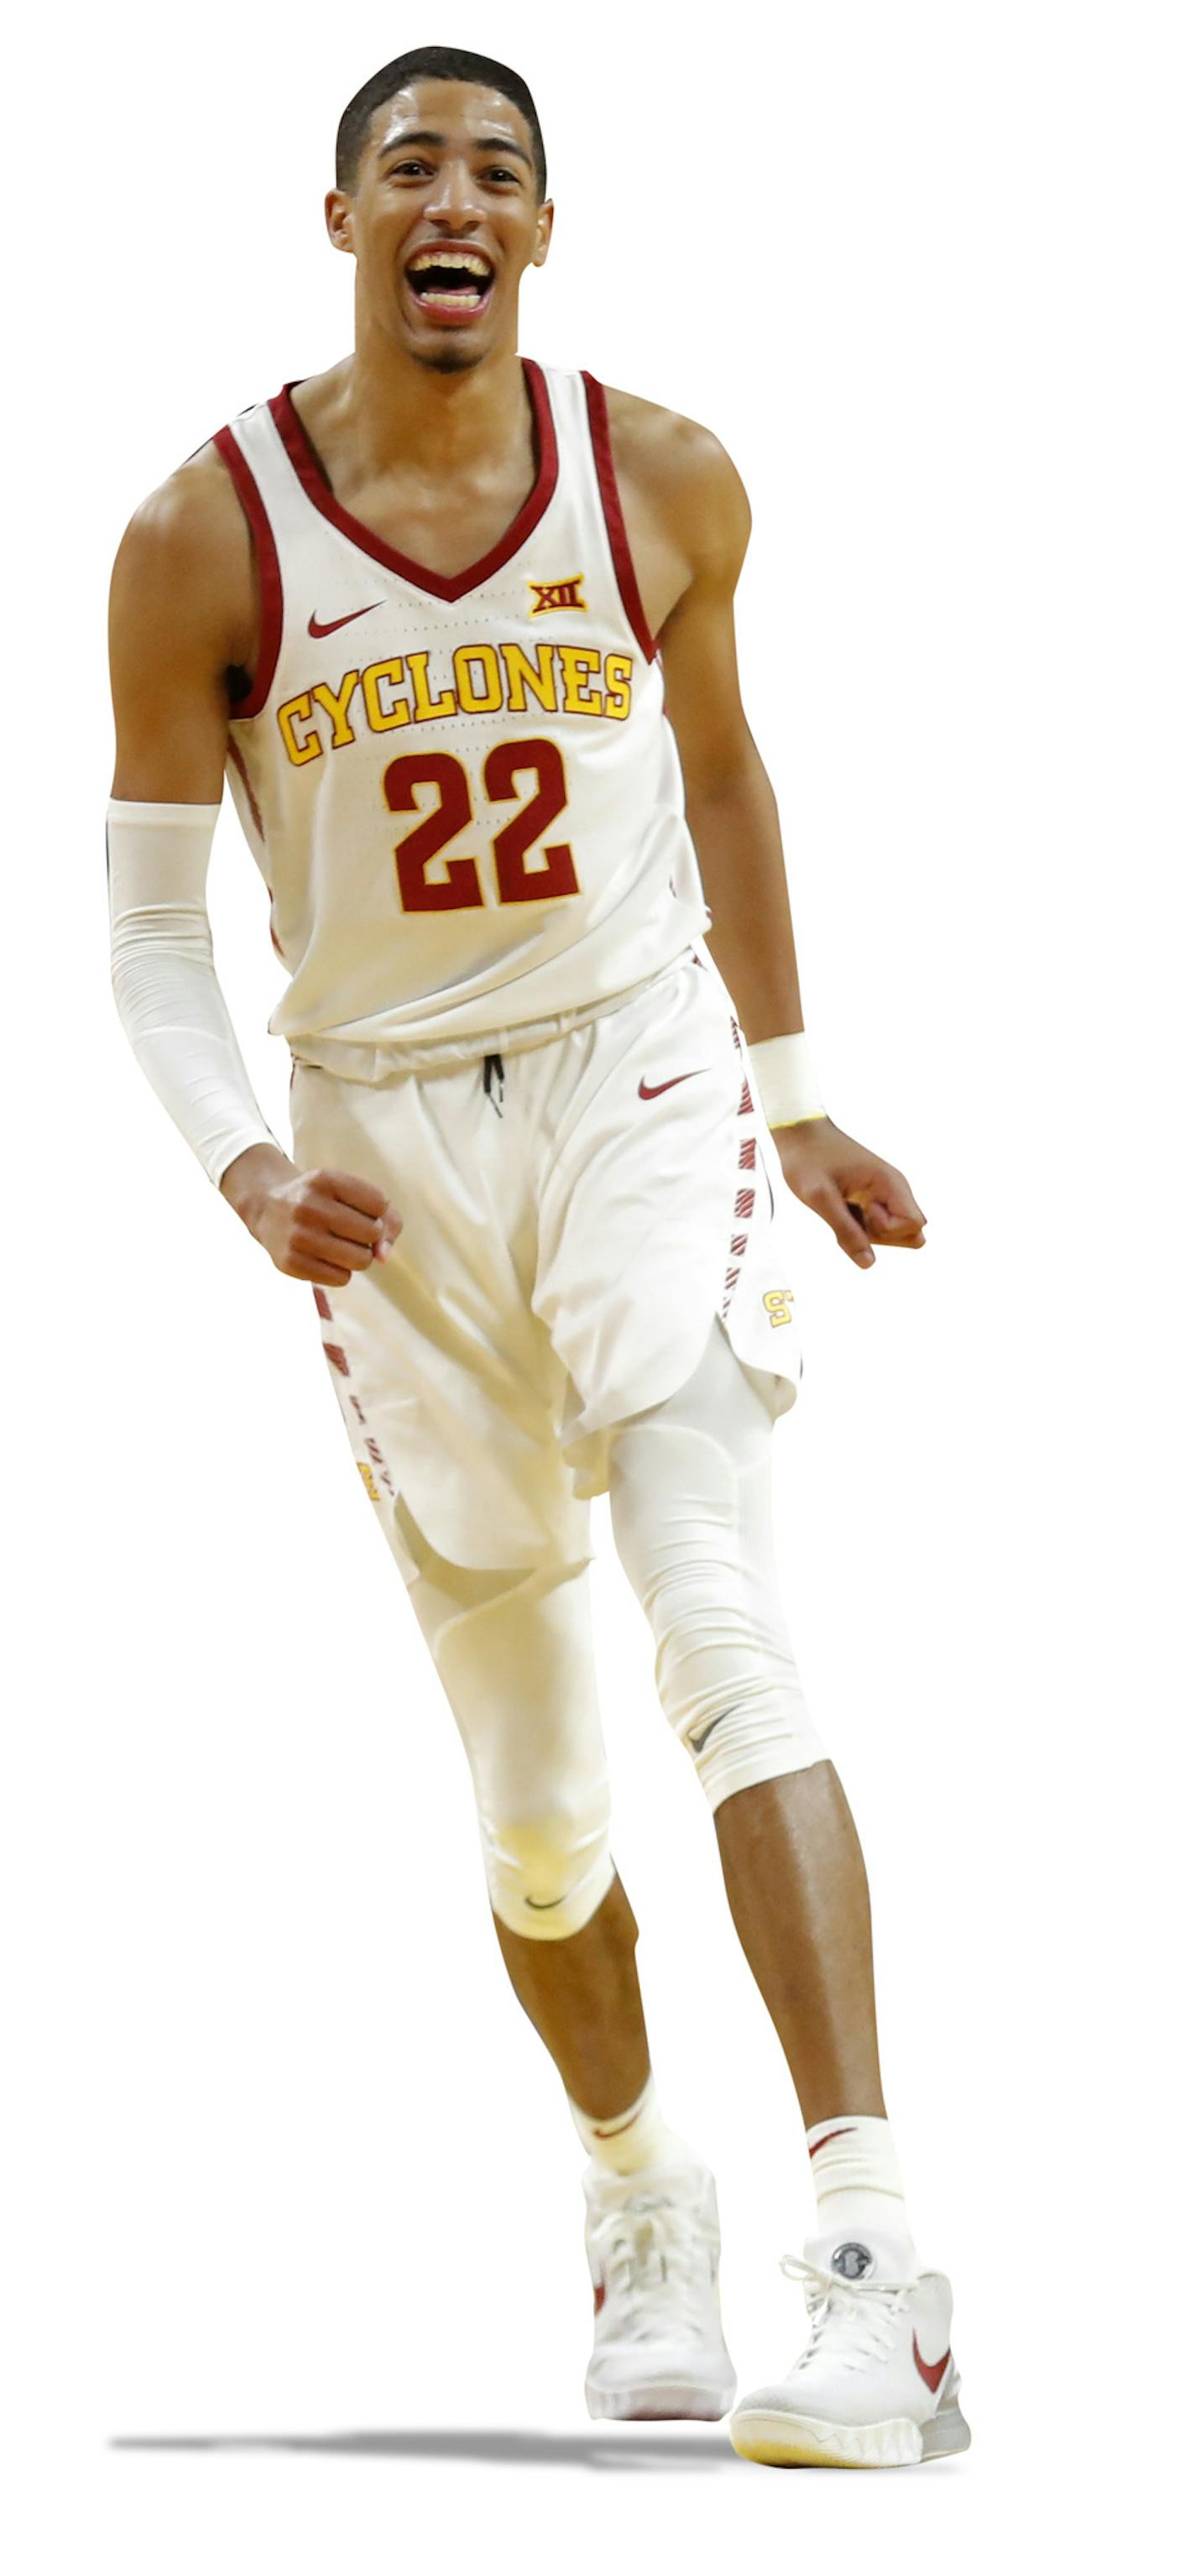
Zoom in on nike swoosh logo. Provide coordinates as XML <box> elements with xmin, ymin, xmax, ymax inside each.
<box><xmin>809</xmin><ymin>2124</ymin><xmax>859</xmax><ymax>2159</ymax></box>
<box><xmin>688</xmin><ymin>1711</ymin><xmax>728</xmax><ymax>1753</ymax></box>
<box><xmin>307</xmin><ymin>604</ymin><xmax>383</xmax><ymax>639</ymax></box>
<box><xmin>524</xmin><ymin>1891</ymin><xmax>570</xmax><ymax>1910</ymax></box>
<box><xmin>638</xmin><ymin>1069</ymin><xmax>707</xmax><ymax>1100</ymax></box>
<box><xmin>913</xmin><ymin>2334</ymin><xmax>951</xmax><ymax>2393</ymax></box>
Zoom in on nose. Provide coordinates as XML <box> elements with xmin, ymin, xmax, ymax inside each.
<box><xmin>424</xmin><ymin>156</ymin><xmax>483</xmax><ymax>229</ymax></box>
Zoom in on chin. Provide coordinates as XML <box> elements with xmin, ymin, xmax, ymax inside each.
<box><xmin>418</xmin><ymin>345</ymin><xmax>486</xmax><ymax>375</ymax></box>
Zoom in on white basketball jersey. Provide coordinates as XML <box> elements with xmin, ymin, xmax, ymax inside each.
<box><xmin>214</xmin><ymin>362</ymin><xmax>711</xmax><ymax>1071</ymax></box>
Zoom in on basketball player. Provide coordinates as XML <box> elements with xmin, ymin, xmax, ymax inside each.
<box><xmin>107</xmin><ymin>48</ymin><xmax>968</xmax><ymax>2468</ymax></box>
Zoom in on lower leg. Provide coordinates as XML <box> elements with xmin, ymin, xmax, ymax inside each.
<box><xmin>715</xmin><ymin>1767</ymin><xmax>919</xmax><ymax>2254</ymax></box>
<box><xmin>713</xmin><ymin>1760</ymin><xmax>885</xmax><ymax>2129</ymax></box>
<box><xmin>604</xmin><ymin>1324</ymin><xmax>909</xmax><ymax>2236</ymax></box>
<box><xmin>394</xmin><ymin>1507</ymin><xmax>694</xmax><ymax>2171</ymax></box>
<box><xmin>491</xmin><ymin>1868</ymin><xmax>650</xmax><ymax>2121</ymax></box>
<box><xmin>605</xmin><ymin>1336</ymin><xmax>887</xmax><ymax>2129</ymax></box>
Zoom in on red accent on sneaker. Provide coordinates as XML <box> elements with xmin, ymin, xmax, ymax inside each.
<box><xmin>808</xmin><ymin>2125</ymin><xmax>859</xmax><ymax>2159</ymax></box>
<box><xmin>913</xmin><ymin>2335</ymin><xmax>950</xmax><ymax>2393</ymax></box>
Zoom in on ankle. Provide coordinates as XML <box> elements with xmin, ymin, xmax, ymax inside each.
<box><xmin>806</xmin><ymin>2113</ymin><xmax>916</xmax><ymax>2259</ymax></box>
<box><xmin>570</xmin><ymin>2071</ymin><xmax>696</xmax><ymax>2176</ymax></box>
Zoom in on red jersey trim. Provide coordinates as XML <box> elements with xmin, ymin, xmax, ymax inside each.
<box><xmin>269</xmin><ymin>358</ymin><xmax>559</xmax><ymax>602</ymax></box>
<box><xmin>226</xmin><ymin>735</ymin><xmax>264</xmax><ymax>840</ymax></box>
<box><xmin>211</xmin><ymin>424</ymin><xmax>284</xmax><ymax>718</ymax></box>
<box><xmin>580</xmin><ymin>372</ymin><xmax>658</xmax><ymax>665</ymax></box>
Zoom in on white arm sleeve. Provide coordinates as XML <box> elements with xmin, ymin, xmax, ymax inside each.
<box><xmin>107</xmin><ymin>798</ymin><xmax>282</xmax><ymax>1190</ymax></box>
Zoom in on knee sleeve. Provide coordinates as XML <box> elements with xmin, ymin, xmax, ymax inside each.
<box><xmin>608</xmin><ymin>1317</ymin><xmax>827</xmax><ymax>1808</ymax></box>
<box><xmin>394</xmin><ymin>1497</ymin><xmax>615</xmax><ymax>1940</ymax></box>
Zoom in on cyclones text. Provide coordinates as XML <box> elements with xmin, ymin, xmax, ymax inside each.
<box><xmin>275</xmin><ymin>640</ymin><xmax>634</xmax><ymax>768</ymax></box>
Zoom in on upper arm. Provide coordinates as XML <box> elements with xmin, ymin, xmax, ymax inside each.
<box><xmin>107</xmin><ymin>444</ymin><xmax>257</xmax><ymax>802</ymax></box>
<box><xmin>607</xmin><ymin>394</ymin><xmax>757</xmax><ymax>796</ymax></box>
<box><xmin>655</xmin><ymin>442</ymin><xmax>756</xmax><ymax>795</ymax></box>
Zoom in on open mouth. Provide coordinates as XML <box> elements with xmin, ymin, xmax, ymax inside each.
<box><xmin>404</xmin><ymin>248</ymin><xmax>495</xmax><ymax>321</ymax></box>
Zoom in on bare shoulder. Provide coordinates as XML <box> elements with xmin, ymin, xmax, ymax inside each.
<box><xmin>110</xmin><ymin>440</ymin><xmax>255</xmax><ymax>668</ymax></box>
<box><xmin>602</xmin><ymin>384</ymin><xmax>751</xmax><ymax>579</ymax></box>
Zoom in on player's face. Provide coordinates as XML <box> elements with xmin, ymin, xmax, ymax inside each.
<box><xmin>327</xmin><ymin>79</ymin><xmax>552</xmax><ymax>373</ymax></box>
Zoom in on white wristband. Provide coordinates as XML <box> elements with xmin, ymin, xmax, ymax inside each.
<box><xmin>107</xmin><ymin>799</ymin><xmax>281</xmax><ymax>1189</ymax></box>
<box><xmin>750</xmin><ymin>1031</ymin><xmax>827</xmax><ymax>1128</ymax></box>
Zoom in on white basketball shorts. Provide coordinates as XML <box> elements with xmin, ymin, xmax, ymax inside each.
<box><xmin>287</xmin><ymin>944</ymin><xmax>804</xmax><ymax>1576</ymax></box>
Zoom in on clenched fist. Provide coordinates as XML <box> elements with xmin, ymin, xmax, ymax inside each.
<box><xmin>219</xmin><ymin>1142</ymin><xmax>402</xmax><ymax>1285</ymax></box>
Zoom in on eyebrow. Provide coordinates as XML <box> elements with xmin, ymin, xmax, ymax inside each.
<box><xmin>378</xmin><ymin>127</ymin><xmax>533</xmax><ymax>170</ymax></box>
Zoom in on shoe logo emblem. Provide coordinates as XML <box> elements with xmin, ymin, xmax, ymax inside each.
<box><xmin>638</xmin><ymin>1068</ymin><xmax>707</xmax><ymax>1100</ymax></box>
<box><xmin>913</xmin><ymin>2334</ymin><xmax>951</xmax><ymax>2393</ymax></box>
<box><xmin>307</xmin><ymin>604</ymin><xmax>384</xmax><ymax>639</ymax></box>
<box><xmin>831</xmin><ymin>2242</ymin><xmax>874</xmax><ymax>2281</ymax></box>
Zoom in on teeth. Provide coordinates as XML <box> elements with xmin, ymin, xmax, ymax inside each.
<box><xmin>408</xmin><ymin>249</ymin><xmax>492</xmax><ymax>277</ymax></box>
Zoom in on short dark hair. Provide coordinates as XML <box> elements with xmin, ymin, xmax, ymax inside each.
<box><xmin>336</xmin><ymin>46</ymin><xmax>547</xmax><ymax>200</ymax></box>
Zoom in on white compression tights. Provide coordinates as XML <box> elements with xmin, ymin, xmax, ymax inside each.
<box><xmin>395</xmin><ymin>1314</ymin><xmax>827</xmax><ymax>1940</ymax></box>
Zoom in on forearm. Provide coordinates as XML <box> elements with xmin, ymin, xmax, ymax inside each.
<box><xmin>686</xmin><ymin>747</ymin><xmax>806</xmax><ymax>1042</ymax></box>
<box><xmin>107</xmin><ymin>800</ymin><xmax>281</xmax><ymax>1190</ymax></box>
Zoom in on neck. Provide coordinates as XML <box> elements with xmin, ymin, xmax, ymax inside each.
<box><xmin>337</xmin><ymin>303</ymin><xmax>530</xmax><ymax>474</ymax></box>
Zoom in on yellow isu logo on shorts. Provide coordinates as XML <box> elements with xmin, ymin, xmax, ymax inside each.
<box><xmin>763</xmin><ymin>1288</ymin><xmax>795</xmax><ymax>1328</ymax></box>
<box><xmin>528</xmin><ymin>574</ymin><xmax>587</xmax><ymax>615</ymax></box>
<box><xmin>357</xmin><ymin>1460</ymin><xmax>380</xmax><ymax>1502</ymax></box>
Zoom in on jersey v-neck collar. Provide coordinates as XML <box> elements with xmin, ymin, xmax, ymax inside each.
<box><xmin>268</xmin><ymin>358</ymin><xmax>558</xmax><ymax>604</ymax></box>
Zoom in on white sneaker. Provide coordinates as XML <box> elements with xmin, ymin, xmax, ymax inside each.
<box><xmin>583</xmin><ymin>2157</ymin><xmax>738</xmax><ymax>2421</ymax></box>
<box><xmin>729</xmin><ymin>2224</ymin><xmax>971</xmax><ymax>2468</ymax></box>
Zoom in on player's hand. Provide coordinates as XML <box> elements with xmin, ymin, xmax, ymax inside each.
<box><xmin>219</xmin><ymin>1143</ymin><xmax>403</xmax><ymax>1284</ymax></box>
<box><xmin>772</xmin><ymin>1119</ymin><xmax>926</xmax><ymax>1271</ymax></box>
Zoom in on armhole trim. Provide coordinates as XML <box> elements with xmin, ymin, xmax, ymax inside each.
<box><xmin>580</xmin><ymin>373</ymin><xmax>659</xmax><ymax>664</ymax></box>
<box><xmin>212</xmin><ymin>424</ymin><xmax>283</xmax><ymax>718</ymax></box>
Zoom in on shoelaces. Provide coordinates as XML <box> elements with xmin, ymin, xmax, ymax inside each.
<box><xmin>776</xmin><ymin>2255</ymin><xmax>921</xmax><ymax>2375</ymax></box>
<box><xmin>592</xmin><ymin>2191</ymin><xmax>717</xmax><ymax>2343</ymax></box>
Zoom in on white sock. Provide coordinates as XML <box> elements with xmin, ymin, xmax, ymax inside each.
<box><xmin>569</xmin><ymin>2072</ymin><xmax>695</xmax><ymax>2176</ymax></box>
<box><xmin>806</xmin><ymin>2114</ymin><xmax>916</xmax><ymax>2258</ymax></box>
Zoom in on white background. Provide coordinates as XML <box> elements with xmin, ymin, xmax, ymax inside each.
<box><xmin>3</xmin><ymin>1</ymin><xmax>1190</xmax><ymax>2567</ymax></box>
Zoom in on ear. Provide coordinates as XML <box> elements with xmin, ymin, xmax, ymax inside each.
<box><xmin>530</xmin><ymin>197</ymin><xmax>555</xmax><ymax>269</ymax></box>
<box><xmin>325</xmin><ymin>188</ymin><xmax>356</xmax><ymax>255</ymax></box>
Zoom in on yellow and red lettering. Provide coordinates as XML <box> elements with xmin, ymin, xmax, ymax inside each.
<box><xmin>527</xmin><ymin>575</ymin><xmax>587</xmax><ymax>616</ymax></box>
<box><xmin>277</xmin><ymin>692</ymin><xmax>323</xmax><ymax>765</ymax></box>
<box><xmin>362</xmin><ymin>658</ymin><xmax>412</xmax><ymax>731</ymax></box>
<box><xmin>310</xmin><ymin>669</ymin><xmax>360</xmax><ymax>749</ymax></box>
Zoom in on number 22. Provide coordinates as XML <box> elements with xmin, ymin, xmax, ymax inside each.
<box><xmin>383</xmin><ymin>737</ymin><xmax>580</xmax><ymax>912</ymax></box>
